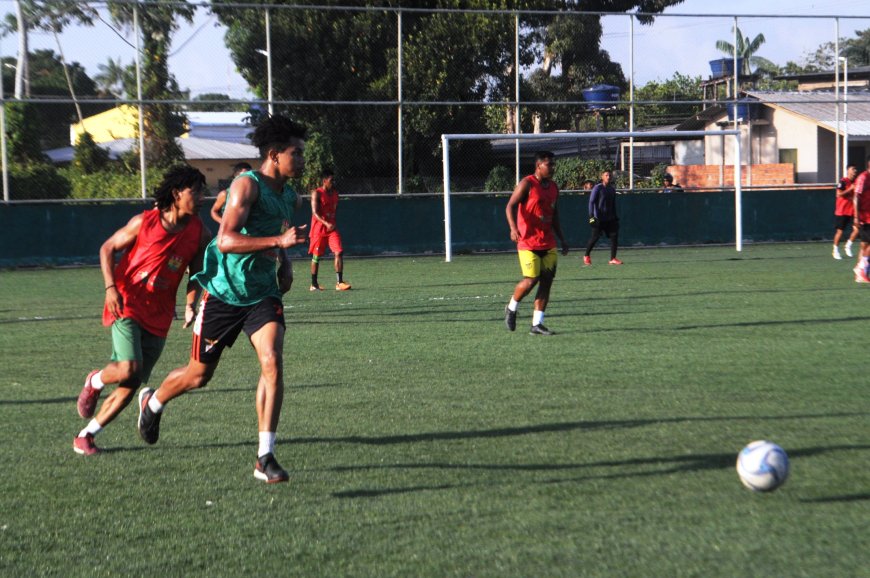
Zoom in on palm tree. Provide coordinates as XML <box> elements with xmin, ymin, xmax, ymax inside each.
<box><xmin>716</xmin><ymin>26</ymin><xmax>777</xmax><ymax>76</ymax></box>
<box><xmin>94</xmin><ymin>57</ymin><xmax>126</xmax><ymax>98</ymax></box>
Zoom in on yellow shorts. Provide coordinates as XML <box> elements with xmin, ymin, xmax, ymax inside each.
<box><xmin>518</xmin><ymin>248</ymin><xmax>558</xmax><ymax>278</ymax></box>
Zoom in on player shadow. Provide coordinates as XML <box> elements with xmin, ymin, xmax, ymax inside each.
<box><xmin>282</xmin><ymin>412</ymin><xmax>864</xmax><ymax>447</ymax></box>
<box><xmin>799</xmin><ymin>493</ymin><xmax>870</xmax><ymax>503</ymax></box>
<box><xmin>330</xmin><ymin>443</ymin><xmax>869</xmax><ymax>499</ymax></box>
<box><xmin>674</xmin><ymin>315</ymin><xmax>870</xmax><ymax>331</ymax></box>
<box><xmin>0</xmin><ymin>396</ymin><xmax>77</xmax><ymax>405</ymax></box>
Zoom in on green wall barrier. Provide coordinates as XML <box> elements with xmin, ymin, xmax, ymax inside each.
<box><xmin>0</xmin><ymin>189</ymin><xmax>833</xmax><ymax>267</ymax></box>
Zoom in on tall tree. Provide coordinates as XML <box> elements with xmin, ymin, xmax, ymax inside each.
<box><xmin>94</xmin><ymin>56</ymin><xmax>126</xmax><ymax>98</ymax></box>
<box><xmin>106</xmin><ymin>0</ymin><xmax>195</xmax><ymax>167</ymax></box>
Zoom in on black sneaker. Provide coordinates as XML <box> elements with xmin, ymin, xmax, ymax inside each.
<box><xmin>137</xmin><ymin>387</ymin><xmax>162</xmax><ymax>445</ymax></box>
<box><xmin>254</xmin><ymin>453</ymin><xmax>289</xmax><ymax>484</ymax></box>
<box><xmin>504</xmin><ymin>306</ymin><xmax>517</xmax><ymax>332</ymax></box>
<box><xmin>530</xmin><ymin>324</ymin><xmax>554</xmax><ymax>336</ymax></box>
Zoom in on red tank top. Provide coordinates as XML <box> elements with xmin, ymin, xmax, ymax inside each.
<box><xmin>517</xmin><ymin>175</ymin><xmax>558</xmax><ymax>251</ymax></box>
<box><xmin>835</xmin><ymin>177</ymin><xmax>855</xmax><ymax>216</ymax></box>
<box><xmin>311</xmin><ymin>186</ymin><xmax>339</xmax><ymax>237</ymax></box>
<box><xmin>103</xmin><ymin>209</ymin><xmax>203</xmax><ymax>337</ymax></box>
<box><xmin>856</xmin><ymin>172</ymin><xmax>870</xmax><ymax>223</ymax></box>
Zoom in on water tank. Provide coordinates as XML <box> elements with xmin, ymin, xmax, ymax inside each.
<box><xmin>581</xmin><ymin>84</ymin><xmax>620</xmax><ymax>110</ymax></box>
<box><xmin>727</xmin><ymin>98</ymin><xmax>760</xmax><ymax>122</ymax></box>
<box><xmin>709</xmin><ymin>58</ymin><xmax>745</xmax><ymax>78</ymax></box>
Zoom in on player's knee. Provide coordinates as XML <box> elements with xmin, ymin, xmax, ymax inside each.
<box><xmin>311</xmin><ymin>254</ymin><xmax>320</xmax><ymax>264</ymax></box>
<box><xmin>115</xmin><ymin>361</ymin><xmax>141</xmax><ymax>385</ymax></box>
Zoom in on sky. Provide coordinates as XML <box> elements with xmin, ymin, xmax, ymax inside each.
<box><xmin>0</xmin><ymin>0</ymin><xmax>869</xmax><ymax>99</ymax></box>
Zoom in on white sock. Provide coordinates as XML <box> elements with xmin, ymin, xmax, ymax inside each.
<box><xmin>79</xmin><ymin>419</ymin><xmax>102</xmax><ymax>437</ymax></box>
<box><xmin>90</xmin><ymin>371</ymin><xmax>105</xmax><ymax>391</ymax></box>
<box><xmin>508</xmin><ymin>298</ymin><xmax>519</xmax><ymax>312</ymax></box>
<box><xmin>846</xmin><ymin>240</ymin><xmax>853</xmax><ymax>247</ymax></box>
<box><xmin>148</xmin><ymin>393</ymin><xmax>164</xmax><ymax>414</ymax></box>
<box><xmin>533</xmin><ymin>310</ymin><xmax>545</xmax><ymax>326</ymax></box>
<box><xmin>258</xmin><ymin>432</ymin><xmax>276</xmax><ymax>458</ymax></box>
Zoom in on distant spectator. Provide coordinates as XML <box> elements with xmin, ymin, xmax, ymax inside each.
<box><xmin>582</xmin><ymin>179</ymin><xmax>595</xmax><ymax>191</ymax></box>
<box><xmin>210</xmin><ymin>162</ymin><xmax>253</xmax><ymax>223</ymax></box>
<box><xmin>661</xmin><ymin>173</ymin><xmax>683</xmax><ymax>193</ymax></box>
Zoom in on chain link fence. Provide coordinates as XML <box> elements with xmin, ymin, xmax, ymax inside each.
<box><xmin>2</xmin><ymin>2</ymin><xmax>869</xmax><ymax>201</ymax></box>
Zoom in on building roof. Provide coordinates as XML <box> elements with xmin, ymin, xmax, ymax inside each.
<box><xmin>744</xmin><ymin>90</ymin><xmax>870</xmax><ymax>137</ymax></box>
<box><xmin>774</xmin><ymin>65</ymin><xmax>870</xmax><ymax>82</ymax></box>
<box><xmin>45</xmin><ymin>136</ymin><xmax>259</xmax><ymax>164</ymax></box>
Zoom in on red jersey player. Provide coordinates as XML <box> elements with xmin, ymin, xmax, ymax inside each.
<box><xmin>503</xmin><ymin>150</ymin><xmax>569</xmax><ymax>335</ymax></box>
<box><xmin>852</xmin><ymin>158</ymin><xmax>870</xmax><ymax>283</ymax></box>
<box><xmin>833</xmin><ymin>165</ymin><xmax>858</xmax><ymax>260</ymax></box>
<box><xmin>73</xmin><ymin>166</ymin><xmax>211</xmax><ymax>455</ymax></box>
<box><xmin>309</xmin><ymin>168</ymin><xmax>351</xmax><ymax>291</ymax></box>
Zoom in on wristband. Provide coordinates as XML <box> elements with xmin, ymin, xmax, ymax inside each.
<box><xmin>105</xmin><ymin>284</ymin><xmax>115</xmax><ymax>291</ymax></box>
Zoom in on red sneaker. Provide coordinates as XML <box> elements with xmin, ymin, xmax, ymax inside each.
<box><xmin>609</xmin><ymin>258</ymin><xmax>624</xmax><ymax>265</ymax></box>
<box><xmin>583</xmin><ymin>256</ymin><xmax>591</xmax><ymax>266</ymax></box>
<box><xmin>77</xmin><ymin>370</ymin><xmax>101</xmax><ymax>419</ymax></box>
<box><xmin>856</xmin><ymin>270</ymin><xmax>870</xmax><ymax>283</ymax></box>
<box><xmin>73</xmin><ymin>433</ymin><xmax>101</xmax><ymax>456</ymax></box>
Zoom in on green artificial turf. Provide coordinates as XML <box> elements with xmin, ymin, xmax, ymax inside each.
<box><xmin>0</xmin><ymin>243</ymin><xmax>867</xmax><ymax>577</ymax></box>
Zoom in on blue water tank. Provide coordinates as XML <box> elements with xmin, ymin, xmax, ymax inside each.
<box><xmin>709</xmin><ymin>58</ymin><xmax>745</xmax><ymax>78</ymax></box>
<box><xmin>581</xmin><ymin>84</ymin><xmax>620</xmax><ymax>110</ymax></box>
<box><xmin>727</xmin><ymin>98</ymin><xmax>760</xmax><ymax>122</ymax></box>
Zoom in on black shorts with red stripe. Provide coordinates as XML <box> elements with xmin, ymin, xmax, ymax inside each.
<box><xmin>192</xmin><ymin>293</ymin><xmax>285</xmax><ymax>364</ymax></box>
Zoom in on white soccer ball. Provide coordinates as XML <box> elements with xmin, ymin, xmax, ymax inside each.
<box><xmin>736</xmin><ymin>440</ymin><xmax>790</xmax><ymax>492</ymax></box>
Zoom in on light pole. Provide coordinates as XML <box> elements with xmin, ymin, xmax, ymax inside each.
<box><xmin>840</xmin><ymin>56</ymin><xmax>849</xmax><ymax>175</ymax></box>
<box><xmin>259</xmin><ymin>7</ymin><xmax>273</xmax><ymax>115</ymax></box>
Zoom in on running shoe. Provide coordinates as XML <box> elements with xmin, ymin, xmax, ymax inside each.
<box><xmin>583</xmin><ymin>255</ymin><xmax>591</xmax><ymax>266</ymax></box>
<box><xmin>335</xmin><ymin>281</ymin><xmax>352</xmax><ymax>291</ymax></box>
<box><xmin>77</xmin><ymin>370</ymin><xmax>101</xmax><ymax>419</ymax></box>
<box><xmin>309</xmin><ymin>285</ymin><xmax>323</xmax><ymax>292</ymax></box>
<box><xmin>833</xmin><ymin>247</ymin><xmax>842</xmax><ymax>260</ymax></box>
<box><xmin>529</xmin><ymin>324</ymin><xmax>554</xmax><ymax>336</ymax></box>
<box><xmin>845</xmin><ymin>241</ymin><xmax>854</xmax><ymax>257</ymax></box>
<box><xmin>254</xmin><ymin>453</ymin><xmax>289</xmax><ymax>484</ymax></box>
<box><xmin>73</xmin><ymin>433</ymin><xmax>101</xmax><ymax>456</ymax></box>
<box><xmin>609</xmin><ymin>258</ymin><xmax>624</xmax><ymax>265</ymax></box>
<box><xmin>504</xmin><ymin>306</ymin><xmax>517</xmax><ymax>332</ymax></box>
<box><xmin>137</xmin><ymin>388</ymin><xmax>162</xmax><ymax>445</ymax></box>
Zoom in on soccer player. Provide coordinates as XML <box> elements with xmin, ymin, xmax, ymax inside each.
<box><xmin>852</xmin><ymin>158</ymin><xmax>870</xmax><ymax>283</ymax></box>
<box><xmin>309</xmin><ymin>168</ymin><xmax>351</xmax><ymax>291</ymax></box>
<box><xmin>833</xmin><ymin>165</ymin><xmax>858</xmax><ymax>260</ymax></box>
<box><xmin>660</xmin><ymin>173</ymin><xmax>683</xmax><ymax>194</ymax></box>
<box><xmin>210</xmin><ymin>162</ymin><xmax>252</xmax><ymax>224</ymax></box>
<box><xmin>73</xmin><ymin>166</ymin><xmax>210</xmax><ymax>455</ymax></box>
<box><xmin>136</xmin><ymin>115</ymin><xmax>308</xmax><ymax>484</ymax></box>
<box><xmin>503</xmin><ymin>150</ymin><xmax>569</xmax><ymax>336</ymax></box>
<box><xmin>583</xmin><ymin>169</ymin><xmax>622</xmax><ymax>266</ymax></box>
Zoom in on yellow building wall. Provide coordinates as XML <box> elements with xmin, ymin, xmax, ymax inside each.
<box><xmin>70</xmin><ymin>105</ymin><xmax>138</xmax><ymax>145</ymax></box>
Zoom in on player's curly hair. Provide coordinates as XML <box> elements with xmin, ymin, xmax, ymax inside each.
<box><xmin>250</xmin><ymin>114</ymin><xmax>308</xmax><ymax>157</ymax></box>
<box><xmin>153</xmin><ymin>165</ymin><xmax>206</xmax><ymax>211</ymax></box>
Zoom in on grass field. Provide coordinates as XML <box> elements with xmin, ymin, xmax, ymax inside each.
<box><xmin>0</xmin><ymin>243</ymin><xmax>868</xmax><ymax>577</ymax></box>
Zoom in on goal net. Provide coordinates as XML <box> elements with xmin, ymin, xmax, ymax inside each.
<box><xmin>441</xmin><ymin>129</ymin><xmax>743</xmax><ymax>262</ymax></box>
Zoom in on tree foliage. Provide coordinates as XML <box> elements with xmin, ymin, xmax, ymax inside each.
<box><xmin>634</xmin><ymin>72</ymin><xmax>703</xmax><ymax>127</ymax></box>
<box><xmin>213</xmin><ymin>0</ymin><xmax>683</xmax><ymax>182</ymax></box>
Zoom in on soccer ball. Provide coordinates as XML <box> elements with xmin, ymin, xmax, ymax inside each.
<box><xmin>736</xmin><ymin>440</ymin><xmax>790</xmax><ymax>492</ymax></box>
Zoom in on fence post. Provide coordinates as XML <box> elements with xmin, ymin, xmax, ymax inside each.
<box><xmin>397</xmin><ymin>10</ymin><xmax>403</xmax><ymax>195</ymax></box>
<box><xmin>134</xmin><ymin>5</ymin><xmax>147</xmax><ymax>199</ymax></box>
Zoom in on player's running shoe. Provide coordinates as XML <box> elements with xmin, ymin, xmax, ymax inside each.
<box><xmin>504</xmin><ymin>306</ymin><xmax>517</xmax><ymax>332</ymax></box>
<box><xmin>530</xmin><ymin>324</ymin><xmax>554</xmax><ymax>336</ymax></box>
<box><xmin>72</xmin><ymin>433</ymin><xmax>101</xmax><ymax>456</ymax></box>
<box><xmin>309</xmin><ymin>285</ymin><xmax>322</xmax><ymax>292</ymax></box>
<box><xmin>833</xmin><ymin>246</ymin><xmax>843</xmax><ymax>260</ymax></box>
<box><xmin>254</xmin><ymin>453</ymin><xmax>289</xmax><ymax>484</ymax></box>
<box><xmin>335</xmin><ymin>281</ymin><xmax>352</xmax><ymax>291</ymax></box>
<box><xmin>609</xmin><ymin>258</ymin><xmax>623</xmax><ymax>265</ymax></box>
<box><xmin>77</xmin><ymin>370</ymin><xmax>101</xmax><ymax>419</ymax></box>
<box><xmin>856</xmin><ymin>270</ymin><xmax>870</xmax><ymax>283</ymax></box>
<box><xmin>583</xmin><ymin>255</ymin><xmax>591</xmax><ymax>266</ymax></box>
<box><xmin>845</xmin><ymin>241</ymin><xmax>854</xmax><ymax>257</ymax></box>
<box><xmin>137</xmin><ymin>387</ymin><xmax>162</xmax><ymax>445</ymax></box>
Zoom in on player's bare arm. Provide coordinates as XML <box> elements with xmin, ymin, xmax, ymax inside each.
<box><xmin>100</xmin><ymin>213</ymin><xmax>143</xmax><ymax>319</ymax></box>
<box><xmin>218</xmin><ymin>175</ymin><xmax>307</xmax><ymax>253</ymax></box>
<box><xmin>505</xmin><ymin>178</ymin><xmax>530</xmax><ymax>243</ymax></box>
<box><xmin>182</xmin><ymin>227</ymin><xmax>212</xmax><ymax>328</ymax></box>
<box><xmin>310</xmin><ymin>188</ymin><xmax>334</xmax><ymax>232</ymax></box>
<box><xmin>210</xmin><ymin>190</ymin><xmax>227</xmax><ymax>223</ymax></box>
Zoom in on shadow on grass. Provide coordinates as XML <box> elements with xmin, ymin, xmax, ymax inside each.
<box><xmin>330</xmin><ymin>443</ymin><xmax>870</xmax><ymax>499</ymax></box>
<box><xmin>675</xmin><ymin>315</ymin><xmax>870</xmax><ymax>330</ymax></box>
<box><xmin>799</xmin><ymin>493</ymin><xmax>870</xmax><ymax>503</ymax></box>
<box><xmin>281</xmin><ymin>412</ymin><xmax>865</xmax><ymax>447</ymax></box>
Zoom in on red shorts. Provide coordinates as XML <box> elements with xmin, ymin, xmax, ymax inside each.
<box><xmin>309</xmin><ymin>229</ymin><xmax>343</xmax><ymax>257</ymax></box>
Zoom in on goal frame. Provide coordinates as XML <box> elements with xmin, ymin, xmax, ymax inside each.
<box><xmin>441</xmin><ymin>129</ymin><xmax>743</xmax><ymax>262</ymax></box>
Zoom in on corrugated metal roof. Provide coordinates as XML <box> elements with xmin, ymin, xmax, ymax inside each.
<box><xmin>45</xmin><ymin>136</ymin><xmax>259</xmax><ymax>164</ymax></box>
<box><xmin>745</xmin><ymin>90</ymin><xmax>870</xmax><ymax>137</ymax></box>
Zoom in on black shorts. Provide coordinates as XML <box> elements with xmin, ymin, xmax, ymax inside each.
<box><xmin>192</xmin><ymin>292</ymin><xmax>285</xmax><ymax>364</ymax></box>
<box><xmin>860</xmin><ymin>224</ymin><xmax>870</xmax><ymax>243</ymax></box>
<box><xmin>834</xmin><ymin>215</ymin><xmax>853</xmax><ymax>231</ymax></box>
